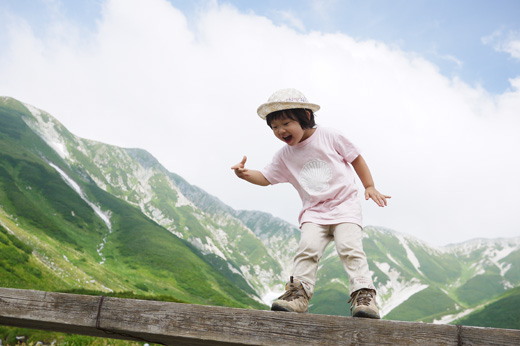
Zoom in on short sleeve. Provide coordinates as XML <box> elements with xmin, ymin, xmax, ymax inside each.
<box><xmin>261</xmin><ymin>149</ymin><xmax>290</xmax><ymax>185</ymax></box>
<box><xmin>333</xmin><ymin>131</ymin><xmax>361</xmax><ymax>163</ymax></box>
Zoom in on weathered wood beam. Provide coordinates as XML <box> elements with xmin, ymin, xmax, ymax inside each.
<box><xmin>1</xmin><ymin>287</ymin><xmax>519</xmax><ymax>345</ymax></box>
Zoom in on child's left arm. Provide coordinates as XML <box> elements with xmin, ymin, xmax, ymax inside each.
<box><xmin>351</xmin><ymin>155</ymin><xmax>391</xmax><ymax>207</ymax></box>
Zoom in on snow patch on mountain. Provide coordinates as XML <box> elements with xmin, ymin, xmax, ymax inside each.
<box><xmin>261</xmin><ymin>233</ymin><xmax>298</xmax><ymax>280</ymax></box>
<box><xmin>330</xmin><ymin>278</ymin><xmax>349</xmax><ymax>290</ymax></box>
<box><xmin>211</xmin><ymin>226</ymin><xmax>230</xmax><ymax>248</ymax></box>
<box><xmin>445</xmin><ymin>237</ymin><xmax>520</xmax><ymax>256</ymax></box>
<box><xmin>48</xmin><ymin>162</ymin><xmax>112</xmax><ymax>264</ymax></box>
<box><xmin>458</xmin><ymin>239</ymin><xmax>520</xmax><ymax>284</ymax></box>
<box><xmin>485</xmin><ymin>245</ymin><xmax>516</xmax><ymax>277</ymax></box>
<box><xmin>469</xmin><ymin>261</ymin><xmax>486</xmax><ymax>277</ymax></box>
<box><xmin>189</xmin><ymin>236</ymin><xmax>227</xmax><ymax>260</ymax></box>
<box><xmin>386</xmin><ymin>254</ymin><xmax>400</xmax><ymax>266</ymax></box>
<box><xmin>395</xmin><ymin>234</ymin><xmax>424</xmax><ymax>277</ymax></box>
<box><xmin>22</xmin><ymin>103</ymin><xmax>71</xmax><ymax>160</ymax></box>
<box><xmin>374</xmin><ymin>261</ymin><xmax>428</xmax><ymax>317</ymax></box>
<box><xmin>240</xmin><ymin>264</ymin><xmax>282</xmax><ymax>305</ymax></box>
<box><xmin>433</xmin><ymin>303</ymin><xmax>485</xmax><ymax>324</ymax></box>
<box><xmin>175</xmin><ymin>188</ymin><xmax>192</xmax><ymax>207</ymax></box>
<box><xmin>147</xmin><ymin>205</ymin><xmax>171</xmax><ymax>227</ymax></box>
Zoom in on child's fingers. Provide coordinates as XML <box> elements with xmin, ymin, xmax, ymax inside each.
<box><xmin>378</xmin><ymin>194</ymin><xmax>391</xmax><ymax>207</ymax></box>
<box><xmin>367</xmin><ymin>192</ymin><xmax>390</xmax><ymax>207</ymax></box>
<box><xmin>234</xmin><ymin>167</ymin><xmax>249</xmax><ymax>178</ymax></box>
<box><xmin>231</xmin><ymin>156</ymin><xmax>248</xmax><ymax>170</ymax></box>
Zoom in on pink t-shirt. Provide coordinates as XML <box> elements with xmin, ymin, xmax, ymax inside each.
<box><xmin>261</xmin><ymin>126</ymin><xmax>362</xmax><ymax>228</ymax></box>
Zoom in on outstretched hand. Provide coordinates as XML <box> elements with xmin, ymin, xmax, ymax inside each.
<box><xmin>365</xmin><ymin>186</ymin><xmax>391</xmax><ymax>207</ymax></box>
<box><xmin>231</xmin><ymin>156</ymin><xmax>250</xmax><ymax>178</ymax></box>
<box><xmin>231</xmin><ymin>156</ymin><xmax>271</xmax><ymax>186</ymax></box>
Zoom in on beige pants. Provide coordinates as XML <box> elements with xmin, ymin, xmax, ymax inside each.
<box><xmin>293</xmin><ymin>222</ymin><xmax>376</xmax><ymax>298</ymax></box>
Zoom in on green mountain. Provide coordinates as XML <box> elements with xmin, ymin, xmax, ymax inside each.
<box><xmin>455</xmin><ymin>286</ymin><xmax>520</xmax><ymax>329</ymax></box>
<box><xmin>1</xmin><ymin>96</ymin><xmax>519</xmax><ymax>332</ymax></box>
<box><xmin>0</xmin><ymin>96</ymin><xmax>264</xmax><ymax>309</ymax></box>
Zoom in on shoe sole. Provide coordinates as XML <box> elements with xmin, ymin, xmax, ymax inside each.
<box><xmin>271</xmin><ymin>304</ymin><xmax>308</xmax><ymax>313</ymax></box>
<box><xmin>271</xmin><ymin>305</ymin><xmax>291</xmax><ymax>312</ymax></box>
<box><xmin>352</xmin><ymin>310</ymin><xmax>380</xmax><ymax>319</ymax></box>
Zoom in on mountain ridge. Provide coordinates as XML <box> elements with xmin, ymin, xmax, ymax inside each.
<box><xmin>0</xmin><ymin>96</ymin><xmax>266</xmax><ymax>309</ymax></box>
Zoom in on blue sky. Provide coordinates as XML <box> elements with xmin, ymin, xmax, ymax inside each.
<box><xmin>1</xmin><ymin>0</ymin><xmax>519</xmax><ymax>245</ymax></box>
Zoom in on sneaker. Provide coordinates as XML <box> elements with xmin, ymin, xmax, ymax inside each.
<box><xmin>348</xmin><ymin>289</ymin><xmax>380</xmax><ymax>319</ymax></box>
<box><xmin>271</xmin><ymin>276</ymin><xmax>309</xmax><ymax>313</ymax></box>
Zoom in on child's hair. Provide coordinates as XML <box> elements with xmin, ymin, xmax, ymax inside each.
<box><xmin>266</xmin><ymin>108</ymin><xmax>316</xmax><ymax>129</ymax></box>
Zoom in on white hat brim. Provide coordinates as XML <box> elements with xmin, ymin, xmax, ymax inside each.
<box><xmin>257</xmin><ymin>101</ymin><xmax>320</xmax><ymax>120</ymax></box>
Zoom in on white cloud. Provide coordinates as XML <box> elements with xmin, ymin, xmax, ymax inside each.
<box><xmin>309</xmin><ymin>0</ymin><xmax>338</xmax><ymax>22</ymax></box>
<box><xmin>505</xmin><ymin>39</ymin><xmax>520</xmax><ymax>60</ymax></box>
<box><xmin>272</xmin><ymin>10</ymin><xmax>305</xmax><ymax>32</ymax></box>
<box><xmin>482</xmin><ymin>29</ymin><xmax>520</xmax><ymax>61</ymax></box>
<box><xmin>430</xmin><ymin>49</ymin><xmax>463</xmax><ymax>68</ymax></box>
<box><xmin>1</xmin><ymin>0</ymin><xmax>519</xmax><ymax>246</ymax></box>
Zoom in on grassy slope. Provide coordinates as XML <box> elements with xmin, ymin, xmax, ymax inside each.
<box><xmin>0</xmin><ymin>99</ymin><xmax>265</xmax><ymax>310</ymax></box>
<box><xmin>0</xmin><ymin>223</ymin><xmax>65</xmax><ymax>291</ymax></box>
<box><xmin>384</xmin><ymin>286</ymin><xmax>459</xmax><ymax>322</ymax></box>
<box><xmin>68</xmin><ymin>132</ymin><xmax>279</xmax><ymax>298</ymax></box>
<box><xmin>455</xmin><ymin>286</ymin><xmax>520</xmax><ymax>330</ymax></box>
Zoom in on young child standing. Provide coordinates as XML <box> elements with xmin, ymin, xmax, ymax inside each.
<box><xmin>231</xmin><ymin>88</ymin><xmax>390</xmax><ymax>318</ymax></box>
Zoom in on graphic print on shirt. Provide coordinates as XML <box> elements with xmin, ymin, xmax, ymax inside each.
<box><xmin>298</xmin><ymin>159</ymin><xmax>333</xmax><ymax>194</ymax></box>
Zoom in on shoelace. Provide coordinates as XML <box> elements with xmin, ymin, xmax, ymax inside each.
<box><xmin>347</xmin><ymin>289</ymin><xmax>374</xmax><ymax>311</ymax></box>
<box><xmin>277</xmin><ymin>284</ymin><xmax>305</xmax><ymax>302</ymax></box>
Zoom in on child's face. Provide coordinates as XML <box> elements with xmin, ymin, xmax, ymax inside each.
<box><xmin>270</xmin><ymin>116</ymin><xmax>314</xmax><ymax>146</ymax></box>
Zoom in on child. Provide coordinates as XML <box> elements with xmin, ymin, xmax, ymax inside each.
<box><xmin>231</xmin><ymin>88</ymin><xmax>390</xmax><ymax>318</ymax></box>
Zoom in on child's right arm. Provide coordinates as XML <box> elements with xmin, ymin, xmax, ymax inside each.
<box><xmin>231</xmin><ymin>156</ymin><xmax>271</xmax><ymax>186</ymax></box>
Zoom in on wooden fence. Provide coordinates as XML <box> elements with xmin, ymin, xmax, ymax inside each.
<box><xmin>1</xmin><ymin>287</ymin><xmax>519</xmax><ymax>345</ymax></box>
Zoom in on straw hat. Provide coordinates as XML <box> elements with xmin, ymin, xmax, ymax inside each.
<box><xmin>257</xmin><ymin>88</ymin><xmax>320</xmax><ymax>120</ymax></box>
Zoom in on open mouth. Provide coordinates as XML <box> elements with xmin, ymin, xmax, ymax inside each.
<box><xmin>282</xmin><ymin>135</ymin><xmax>293</xmax><ymax>143</ymax></box>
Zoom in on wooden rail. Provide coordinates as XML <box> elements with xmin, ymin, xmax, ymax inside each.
<box><xmin>1</xmin><ymin>287</ymin><xmax>519</xmax><ymax>345</ymax></box>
